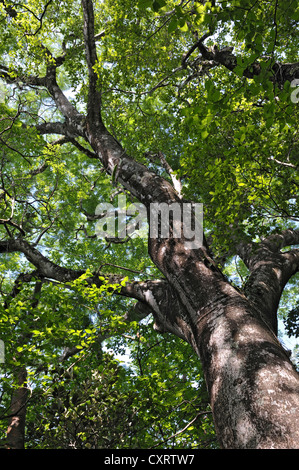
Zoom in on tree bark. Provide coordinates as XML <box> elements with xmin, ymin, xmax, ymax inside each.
<box><xmin>6</xmin><ymin>368</ymin><xmax>29</xmax><ymax>449</ymax></box>
<box><xmin>192</xmin><ymin>287</ymin><xmax>299</xmax><ymax>449</ymax></box>
<box><xmin>194</xmin><ymin>42</ymin><xmax>299</xmax><ymax>86</ymax></box>
<box><xmin>147</xmin><ymin>233</ymin><xmax>299</xmax><ymax>449</ymax></box>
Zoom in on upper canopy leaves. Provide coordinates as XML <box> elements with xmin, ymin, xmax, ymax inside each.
<box><xmin>0</xmin><ymin>0</ymin><xmax>298</xmax><ymax>447</ymax></box>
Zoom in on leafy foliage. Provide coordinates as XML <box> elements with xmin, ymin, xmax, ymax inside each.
<box><xmin>0</xmin><ymin>0</ymin><xmax>298</xmax><ymax>449</ymax></box>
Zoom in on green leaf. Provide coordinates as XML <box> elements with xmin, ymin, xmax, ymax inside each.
<box><xmin>168</xmin><ymin>18</ymin><xmax>178</xmax><ymax>33</ymax></box>
<box><xmin>152</xmin><ymin>0</ymin><xmax>166</xmax><ymax>12</ymax></box>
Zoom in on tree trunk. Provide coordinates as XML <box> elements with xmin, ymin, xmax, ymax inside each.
<box><xmin>6</xmin><ymin>367</ymin><xmax>29</xmax><ymax>449</ymax></box>
<box><xmin>147</xmin><ymin>235</ymin><xmax>299</xmax><ymax>449</ymax></box>
<box><xmin>195</xmin><ymin>291</ymin><xmax>299</xmax><ymax>449</ymax></box>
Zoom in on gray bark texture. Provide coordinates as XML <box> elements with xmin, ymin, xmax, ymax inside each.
<box><xmin>1</xmin><ymin>0</ymin><xmax>299</xmax><ymax>449</ymax></box>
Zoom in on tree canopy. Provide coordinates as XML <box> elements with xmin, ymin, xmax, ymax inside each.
<box><xmin>0</xmin><ymin>0</ymin><xmax>298</xmax><ymax>449</ymax></box>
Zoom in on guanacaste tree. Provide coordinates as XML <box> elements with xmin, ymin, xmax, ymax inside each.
<box><xmin>0</xmin><ymin>0</ymin><xmax>299</xmax><ymax>449</ymax></box>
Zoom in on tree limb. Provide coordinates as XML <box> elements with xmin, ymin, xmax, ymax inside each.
<box><xmin>237</xmin><ymin>229</ymin><xmax>299</xmax><ymax>334</ymax></box>
<box><xmin>191</xmin><ymin>41</ymin><xmax>299</xmax><ymax>86</ymax></box>
<box><xmin>81</xmin><ymin>0</ymin><xmax>102</xmax><ymax>128</ymax></box>
<box><xmin>35</xmin><ymin>120</ymin><xmax>86</xmax><ymax>139</ymax></box>
<box><xmin>261</xmin><ymin>228</ymin><xmax>299</xmax><ymax>252</ymax></box>
<box><xmin>0</xmin><ymin>238</ymin><xmax>157</xmax><ymax>306</ymax></box>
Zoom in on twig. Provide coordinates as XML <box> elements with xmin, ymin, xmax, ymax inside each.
<box><xmin>151</xmin><ymin>410</ymin><xmax>212</xmax><ymax>447</ymax></box>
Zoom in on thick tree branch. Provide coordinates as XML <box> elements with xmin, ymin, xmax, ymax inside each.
<box><xmin>0</xmin><ymin>64</ymin><xmax>46</xmax><ymax>87</ymax></box>
<box><xmin>193</xmin><ymin>42</ymin><xmax>299</xmax><ymax>86</ymax></box>
<box><xmin>0</xmin><ymin>238</ymin><xmax>158</xmax><ymax>310</ymax></box>
<box><xmin>261</xmin><ymin>229</ymin><xmax>299</xmax><ymax>252</ymax></box>
<box><xmin>0</xmin><ymin>238</ymin><xmax>85</xmax><ymax>282</ymax></box>
<box><xmin>238</xmin><ymin>229</ymin><xmax>299</xmax><ymax>267</ymax></box>
<box><xmin>34</xmin><ymin>122</ymin><xmax>97</xmax><ymax>158</ymax></box>
<box><xmin>0</xmin><ymin>237</ymin><xmax>196</xmax><ymax>344</ymax></box>
<box><xmin>1</xmin><ymin>53</ymin><xmax>84</xmax><ymax>134</ymax></box>
<box><xmin>44</xmin><ymin>66</ymin><xmax>84</xmax><ymax>125</ymax></box>
<box><xmin>35</xmin><ymin>121</ymin><xmax>85</xmax><ymax>139</ymax></box>
<box><xmin>81</xmin><ymin>0</ymin><xmax>102</xmax><ymax>129</ymax></box>
<box><xmin>237</xmin><ymin>229</ymin><xmax>299</xmax><ymax>334</ymax></box>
